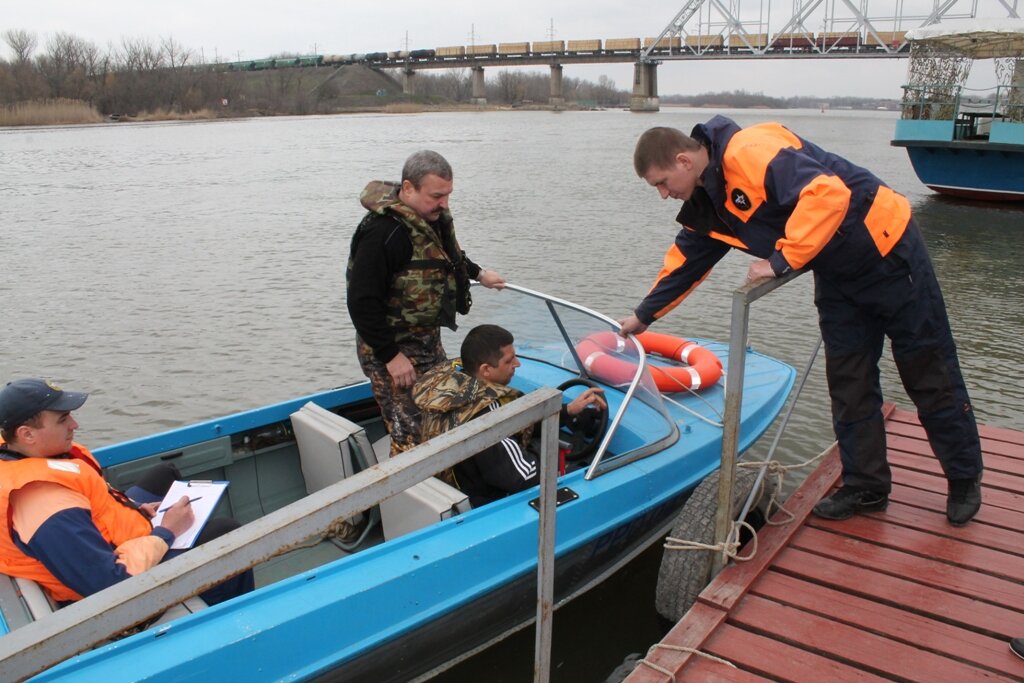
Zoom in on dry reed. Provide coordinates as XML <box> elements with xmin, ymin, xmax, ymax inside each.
<box><xmin>0</xmin><ymin>99</ymin><xmax>105</xmax><ymax>126</ymax></box>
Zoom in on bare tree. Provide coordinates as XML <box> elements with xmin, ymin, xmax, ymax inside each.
<box><xmin>36</xmin><ymin>32</ymin><xmax>101</xmax><ymax>100</ymax></box>
<box><xmin>4</xmin><ymin>29</ymin><xmax>37</xmax><ymax>65</ymax></box>
<box><xmin>2</xmin><ymin>29</ymin><xmax>43</xmax><ymax>101</ymax></box>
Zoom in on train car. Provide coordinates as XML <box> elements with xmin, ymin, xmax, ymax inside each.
<box><xmin>817</xmin><ymin>31</ymin><xmax>860</xmax><ymax>50</ymax></box>
<box><xmin>498</xmin><ymin>42</ymin><xmax>530</xmax><ymax>55</ymax></box>
<box><xmin>865</xmin><ymin>31</ymin><xmax>907</xmax><ymax>49</ymax></box>
<box><xmin>773</xmin><ymin>32</ymin><xmax>816</xmax><ymax>50</ymax></box>
<box><xmin>297</xmin><ymin>55</ymin><xmax>323</xmax><ymax>67</ymax></box>
<box><xmin>567</xmin><ymin>39</ymin><xmax>602</xmax><ymax>53</ymax></box>
<box><xmin>409</xmin><ymin>48</ymin><xmax>436</xmax><ymax>59</ymax></box>
<box><xmin>531</xmin><ymin>40</ymin><xmax>565</xmax><ymax>53</ymax></box>
<box><xmin>643</xmin><ymin>36</ymin><xmax>682</xmax><ymax>50</ymax></box>
<box><xmin>251</xmin><ymin>58</ymin><xmax>276</xmax><ymax>70</ymax></box>
<box><xmin>683</xmin><ymin>34</ymin><xmax>725</xmax><ymax>49</ymax></box>
<box><xmin>364</xmin><ymin>52</ymin><xmax>387</xmax><ymax>62</ymax></box>
<box><xmin>604</xmin><ymin>38</ymin><xmax>642</xmax><ymax>52</ymax></box>
<box><xmin>225</xmin><ymin>60</ymin><xmax>256</xmax><ymax>71</ymax></box>
<box><xmin>436</xmin><ymin>45</ymin><xmax>466</xmax><ymax>58</ymax></box>
<box><xmin>275</xmin><ymin>57</ymin><xmax>301</xmax><ymax>68</ymax></box>
<box><xmin>466</xmin><ymin>44</ymin><xmax>497</xmax><ymax>56</ymax></box>
<box><xmin>728</xmin><ymin>33</ymin><xmax>768</xmax><ymax>50</ymax></box>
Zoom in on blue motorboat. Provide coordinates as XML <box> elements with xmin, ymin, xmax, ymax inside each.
<box><xmin>891</xmin><ymin>20</ymin><xmax>1024</xmax><ymax>202</ymax></box>
<box><xmin>1</xmin><ymin>285</ymin><xmax>794</xmax><ymax>681</ymax></box>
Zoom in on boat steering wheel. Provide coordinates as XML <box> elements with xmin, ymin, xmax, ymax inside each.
<box><xmin>556</xmin><ymin>378</ymin><xmax>610</xmax><ymax>463</ymax></box>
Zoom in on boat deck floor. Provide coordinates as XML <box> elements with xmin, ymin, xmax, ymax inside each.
<box><xmin>626</xmin><ymin>403</ymin><xmax>1024</xmax><ymax>682</ymax></box>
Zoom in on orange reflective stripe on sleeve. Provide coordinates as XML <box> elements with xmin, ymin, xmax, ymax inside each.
<box><xmin>863</xmin><ymin>186</ymin><xmax>910</xmax><ymax>257</ymax></box>
<box><xmin>647</xmin><ymin>243</ymin><xmax>710</xmax><ymax>320</ymax></box>
<box><xmin>648</xmin><ymin>243</ymin><xmax>685</xmax><ymax>292</ymax></box>
<box><xmin>722</xmin><ymin>123</ymin><xmax>803</xmax><ymax>222</ymax></box>
<box><xmin>776</xmin><ymin>173</ymin><xmax>852</xmax><ymax>269</ymax></box>
<box><xmin>707</xmin><ymin>230</ymin><xmax>749</xmax><ymax>250</ymax></box>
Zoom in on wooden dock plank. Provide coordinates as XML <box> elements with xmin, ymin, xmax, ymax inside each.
<box><xmin>789</xmin><ymin>525</ymin><xmax>1024</xmax><ymax>610</ymax></box>
<box><xmin>704</xmin><ymin>623</ymin><xmax>893</xmax><ymax>682</ymax></box>
<box><xmin>771</xmin><ymin>547</ymin><xmax>1024</xmax><ymax>638</ymax></box>
<box><xmin>867</xmin><ymin>499</ymin><xmax>1024</xmax><ymax>557</ymax></box>
<box><xmin>750</xmin><ymin>570</ymin><xmax>1022</xmax><ymax>677</ymax></box>
<box><xmin>626</xmin><ymin>406</ymin><xmax>1024</xmax><ymax>683</ymax></box>
<box><xmin>888</xmin><ymin>481</ymin><xmax>1024</xmax><ymax>532</ymax></box>
<box><xmin>728</xmin><ymin>594</ymin><xmax>1019</xmax><ymax>682</ymax></box>
<box><xmin>890</xmin><ymin>407</ymin><xmax>1024</xmax><ymax>447</ymax></box>
<box><xmin>882</xmin><ymin>466</ymin><xmax>1024</xmax><ymax>513</ymax></box>
<box><xmin>806</xmin><ymin>516</ymin><xmax>1024</xmax><ymax>582</ymax></box>
<box><xmin>885</xmin><ymin>446</ymin><xmax>1024</xmax><ymax>493</ymax></box>
<box><xmin>886</xmin><ymin>419</ymin><xmax>1024</xmax><ymax>460</ymax></box>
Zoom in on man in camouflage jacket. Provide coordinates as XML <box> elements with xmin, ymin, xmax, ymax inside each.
<box><xmin>413</xmin><ymin>325</ymin><xmax>605</xmax><ymax>508</ymax></box>
<box><xmin>347</xmin><ymin>150</ymin><xmax>506</xmax><ymax>454</ymax></box>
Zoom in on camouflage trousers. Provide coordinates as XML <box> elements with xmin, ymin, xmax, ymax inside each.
<box><xmin>357</xmin><ymin>330</ymin><xmax>447</xmax><ymax>455</ymax></box>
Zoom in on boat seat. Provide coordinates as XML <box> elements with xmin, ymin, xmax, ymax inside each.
<box><xmin>8</xmin><ymin>575</ymin><xmax>207</xmax><ymax>629</ymax></box>
<box><xmin>289</xmin><ymin>402</ymin><xmax>380</xmax><ymax>549</ymax></box>
<box><xmin>290</xmin><ymin>402</ymin><xmax>376</xmax><ymax>494</ymax></box>
<box><xmin>373</xmin><ymin>436</ymin><xmax>472</xmax><ymax>541</ymax></box>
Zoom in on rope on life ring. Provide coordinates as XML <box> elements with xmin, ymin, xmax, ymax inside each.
<box><xmin>574</xmin><ymin>330</ymin><xmax>723</xmax><ymax>393</ymax></box>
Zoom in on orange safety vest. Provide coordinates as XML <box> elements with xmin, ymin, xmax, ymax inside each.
<box><xmin>0</xmin><ymin>442</ymin><xmax>153</xmax><ymax>602</ymax></box>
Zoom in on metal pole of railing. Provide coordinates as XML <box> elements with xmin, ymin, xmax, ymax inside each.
<box><xmin>0</xmin><ymin>389</ymin><xmax>563</xmax><ymax>683</ymax></box>
<box><xmin>533</xmin><ymin>407</ymin><xmax>560</xmax><ymax>683</ymax></box>
<box><xmin>710</xmin><ymin>270</ymin><xmax>802</xmax><ymax>578</ymax></box>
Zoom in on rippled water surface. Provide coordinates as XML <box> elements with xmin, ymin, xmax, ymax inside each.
<box><xmin>2</xmin><ymin>108</ymin><xmax>1021</xmax><ymax>680</ymax></box>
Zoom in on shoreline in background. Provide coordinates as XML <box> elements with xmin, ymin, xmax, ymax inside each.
<box><xmin>1</xmin><ymin>98</ymin><xmax>900</xmax><ymax>128</ymax></box>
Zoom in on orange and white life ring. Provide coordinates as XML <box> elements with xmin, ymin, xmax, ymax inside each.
<box><xmin>575</xmin><ymin>330</ymin><xmax>723</xmax><ymax>393</ymax></box>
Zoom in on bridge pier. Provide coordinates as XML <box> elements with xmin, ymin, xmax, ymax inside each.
<box><xmin>402</xmin><ymin>69</ymin><xmax>416</xmax><ymax>96</ymax></box>
<box><xmin>549</xmin><ymin>64</ymin><xmax>565</xmax><ymax>108</ymax></box>
<box><xmin>630</xmin><ymin>61</ymin><xmax>659</xmax><ymax>113</ymax></box>
<box><xmin>471</xmin><ymin>66</ymin><xmax>487</xmax><ymax>105</ymax></box>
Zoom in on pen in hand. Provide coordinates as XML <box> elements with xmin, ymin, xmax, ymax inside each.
<box><xmin>158</xmin><ymin>496</ymin><xmax>202</xmax><ymax>513</ymax></box>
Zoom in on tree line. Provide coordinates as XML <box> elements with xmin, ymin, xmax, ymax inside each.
<box><xmin>0</xmin><ymin>29</ymin><xmax>237</xmax><ymax>115</ymax></box>
<box><xmin>1</xmin><ymin>28</ymin><xmax>632</xmax><ymax>119</ymax></box>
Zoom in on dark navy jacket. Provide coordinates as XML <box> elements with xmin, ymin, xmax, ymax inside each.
<box><xmin>636</xmin><ymin>115</ymin><xmax>912</xmax><ymax>324</ymax></box>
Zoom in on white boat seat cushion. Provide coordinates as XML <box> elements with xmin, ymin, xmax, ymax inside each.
<box><xmin>290</xmin><ymin>402</ymin><xmax>374</xmax><ymax>494</ymax></box>
<box><xmin>374</xmin><ymin>435</ymin><xmax>472</xmax><ymax>541</ymax></box>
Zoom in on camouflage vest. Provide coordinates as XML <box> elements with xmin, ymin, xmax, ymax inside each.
<box><xmin>412</xmin><ymin>363</ymin><xmax>533</xmax><ymax>486</ymax></box>
<box><xmin>348</xmin><ymin>181</ymin><xmax>472</xmax><ymax>342</ymax></box>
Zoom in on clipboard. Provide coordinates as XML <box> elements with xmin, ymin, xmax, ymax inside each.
<box><xmin>151</xmin><ymin>480</ymin><xmax>229</xmax><ymax>549</ymax></box>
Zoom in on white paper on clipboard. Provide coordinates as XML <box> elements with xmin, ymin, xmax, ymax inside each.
<box><xmin>151</xmin><ymin>480</ymin><xmax>229</xmax><ymax>550</ymax></box>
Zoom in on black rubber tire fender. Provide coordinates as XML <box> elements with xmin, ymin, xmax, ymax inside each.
<box><xmin>654</xmin><ymin>468</ymin><xmax>761</xmax><ymax>622</ymax></box>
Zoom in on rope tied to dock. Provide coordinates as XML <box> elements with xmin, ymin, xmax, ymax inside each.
<box><xmin>637</xmin><ymin>643</ymin><xmax>737</xmax><ymax>681</ymax></box>
<box><xmin>663</xmin><ymin>518</ymin><xmax>758</xmax><ymax>563</ymax></box>
<box><xmin>737</xmin><ymin>449</ymin><xmax>829</xmax><ymax>526</ymax></box>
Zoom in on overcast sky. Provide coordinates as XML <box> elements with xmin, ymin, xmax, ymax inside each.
<box><xmin>3</xmin><ymin>0</ymin><xmax>1012</xmax><ymax>98</ymax></box>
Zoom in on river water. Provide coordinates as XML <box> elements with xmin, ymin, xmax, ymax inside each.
<box><xmin>2</xmin><ymin>109</ymin><xmax>1022</xmax><ymax>680</ymax></box>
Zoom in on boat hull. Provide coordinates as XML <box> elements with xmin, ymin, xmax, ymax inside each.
<box><xmin>25</xmin><ymin>344</ymin><xmax>794</xmax><ymax>682</ymax></box>
<box><xmin>892</xmin><ymin>140</ymin><xmax>1024</xmax><ymax>201</ymax></box>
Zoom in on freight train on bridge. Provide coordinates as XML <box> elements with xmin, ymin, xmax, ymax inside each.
<box><xmin>217</xmin><ymin>31</ymin><xmax>908</xmax><ymax>72</ymax></box>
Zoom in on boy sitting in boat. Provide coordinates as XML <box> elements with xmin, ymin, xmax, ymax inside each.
<box><xmin>412</xmin><ymin>324</ymin><xmax>605</xmax><ymax>508</ymax></box>
<box><xmin>0</xmin><ymin>378</ymin><xmax>253</xmax><ymax>607</ymax></box>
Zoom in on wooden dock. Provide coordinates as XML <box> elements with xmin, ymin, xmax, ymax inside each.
<box><xmin>626</xmin><ymin>404</ymin><xmax>1024</xmax><ymax>682</ymax></box>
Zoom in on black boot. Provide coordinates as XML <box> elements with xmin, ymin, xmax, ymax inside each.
<box><xmin>947</xmin><ymin>476</ymin><xmax>981</xmax><ymax>526</ymax></box>
<box><xmin>812</xmin><ymin>487</ymin><xmax>888</xmax><ymax>520</ymax></box>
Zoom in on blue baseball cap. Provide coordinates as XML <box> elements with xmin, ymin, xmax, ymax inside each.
<box><xmin>0</xmin><ymin>379</ymin><xmax>88</xmax><ymax>431</ymax></box>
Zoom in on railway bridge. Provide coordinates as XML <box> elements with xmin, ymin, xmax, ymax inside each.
<box><xmin>228</xmin><ymin>0</ymin><xmax>1022</xmax><ymax>111</ymax></box>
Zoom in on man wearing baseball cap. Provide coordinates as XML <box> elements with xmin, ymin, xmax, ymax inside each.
<box><xmin>0</xmin><ymin>378</ymin><xmax>252</xmax><ymax>606</ymax></box>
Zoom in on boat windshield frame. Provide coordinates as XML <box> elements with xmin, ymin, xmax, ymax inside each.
<box><xmin>481</xmin><ymin>284</ymin><xmax>679</xmax><ymax>480</ymax></box>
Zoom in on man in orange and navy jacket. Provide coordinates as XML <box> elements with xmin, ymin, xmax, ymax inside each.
<box><xmin>0</xmin><ymin>378</ymin><xmax>252</xmax><ymax>606</ymax></box>
<box><xmin>619</xmin><ymin>117</ymin><xmax>983</xmax><ymax>526</ymax></box>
